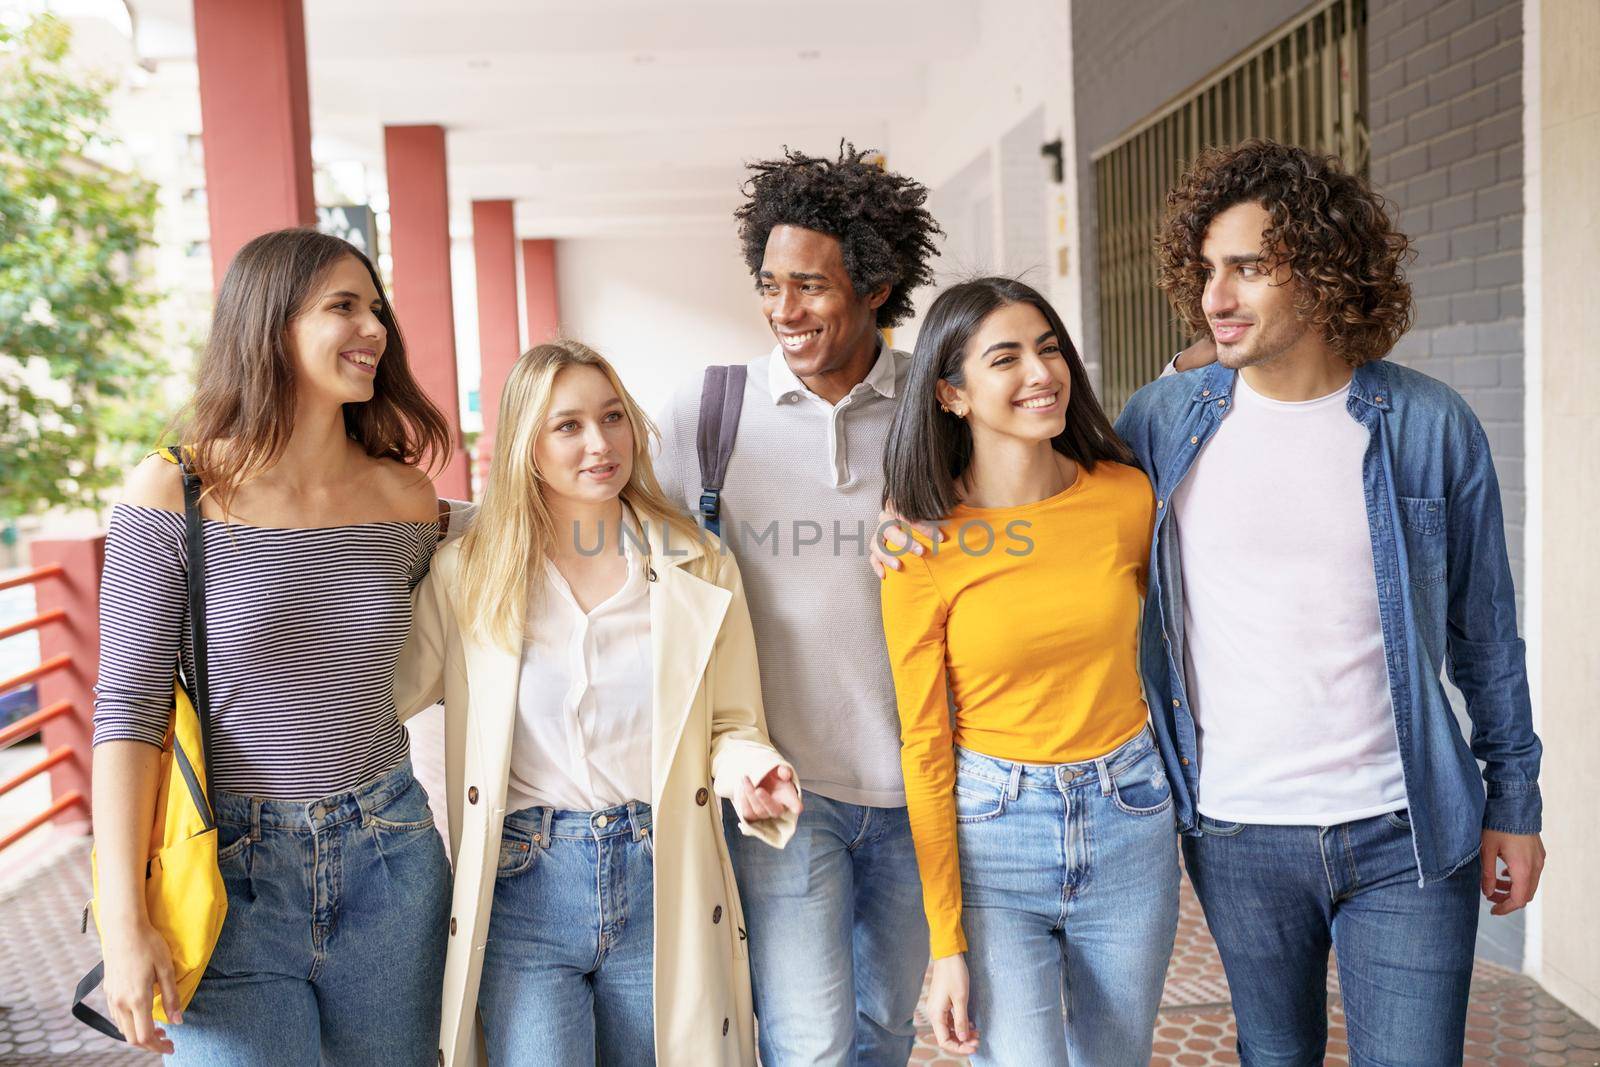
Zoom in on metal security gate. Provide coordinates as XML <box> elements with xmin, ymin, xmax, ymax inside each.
<box><xmin>1093</xmin><ymin>0</ymin><xmax>1368</xmax><ymax>414</ymax></box>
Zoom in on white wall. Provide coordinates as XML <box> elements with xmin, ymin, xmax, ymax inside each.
<box><xmin>553</xmin><ymin>235</ymin><xmax>775</xmax><ymax>418</ymax></box>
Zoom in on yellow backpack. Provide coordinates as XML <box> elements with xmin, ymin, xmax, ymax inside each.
<box><xmin>73</xmin><ymin>446</ymin><xmax>228</xmax><ymax>1039</ymax></box>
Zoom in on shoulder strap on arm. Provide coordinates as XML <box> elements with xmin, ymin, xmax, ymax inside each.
<box><xmin>168</xmin><ymin>446</ymin><xmax>215</xmax><ymax>816</ymax></box>
<box><xmin>695</xmin><ymin>365</ymin><xmax>747</xmax><ymax>537</ymax></box>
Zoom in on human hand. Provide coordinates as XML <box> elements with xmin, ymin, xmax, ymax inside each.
<box><xmin>1480</xmin><ymin>829</ymin><xmax>1545</xmax><ymax>915</ymax></box>
<box><xmin>733</xmin><ymin>764</ymin><xmax>803</xmax><ymax>823</ymax></box>
<box><xmin>103</xmin><ymin>916</ymin><xmax>180</xmax><ymax>1053</ymax></box>
<box><xmin>927</xmin><ymin>953</ymin><xmax>979</xmax><ymax>1056</ymax></box>
<box><xmin>1173</xmin><ymin>335</ymin><xmax>1218</xmax><ymax>371</ymax></box>
<box><xmin>870</xmin><ymin>505</ymin><xmax>944</xmax><ymax>578</ymax></box>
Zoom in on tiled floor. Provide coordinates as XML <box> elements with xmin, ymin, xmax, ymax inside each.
<box><xmin>910</xmin><ymin>877</ymin><xmax>1600</xmax><ymax>1066</ymax></box>
<box><xmin>4</xmin><ymin>836</ymin><xmax>1596</xmax><ymax>1065</ymax></box>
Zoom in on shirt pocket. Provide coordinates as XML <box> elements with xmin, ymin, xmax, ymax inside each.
<box><xmin>1397</xmin><ymin>496</ymin><xmax>1447</xmax><ymax>588</ymax></box>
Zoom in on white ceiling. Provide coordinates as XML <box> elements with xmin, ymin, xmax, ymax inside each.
<box><xmin>121</xmin><ymin>0</ymin><xmax>986</xmax><ymax>238</ymax></box>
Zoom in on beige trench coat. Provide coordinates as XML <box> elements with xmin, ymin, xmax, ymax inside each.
<box><xmin>396</xmin><ymin>521</ymin><xmax>797</xmax><ymax>1066</ymax></box>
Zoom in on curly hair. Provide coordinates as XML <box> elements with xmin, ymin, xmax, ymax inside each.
<box><xmin>1155</xmin><ymin>139</ymin><xmax>1414</xmax><ymax>366</ymax></box>
<box><xmin>735</xmin><ymin>143</ymin><xmax>942</xmax><ymax>329</ymax></box>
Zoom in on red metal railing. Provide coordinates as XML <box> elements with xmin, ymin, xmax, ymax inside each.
<box><xmin>0</xmin><ymin>546</ymin><xmax>98</xmax><ymax>854</ymax></box>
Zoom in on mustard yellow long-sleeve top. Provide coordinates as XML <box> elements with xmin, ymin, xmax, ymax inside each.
<box><xmin>880</xmin><ymin>459</ymin><xmax>1156</xmax><ymax>958</ymax></box>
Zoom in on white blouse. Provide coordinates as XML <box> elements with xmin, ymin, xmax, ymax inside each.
<box><xmin>506</xmin><ymin>528</ymin><xmax>654</xmax><ymax>814</ymax></box>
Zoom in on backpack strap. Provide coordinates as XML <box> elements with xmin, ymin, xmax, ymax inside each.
<box><xmin>695</xmin><ymin>365</ymin><xmax>747</xmax><ymax>537</ymax></box>
<box><xmin>168</xmin><ymin>446</ymin><xmax>215</xmax><ymax>824</ymax></box>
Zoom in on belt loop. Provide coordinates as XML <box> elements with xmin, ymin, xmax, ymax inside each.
<box><xmin>1095</xmin><ymin>757</ymin><xmax>1113</xmax><ymax>797</ymax></box>
<box><xmin>250</xmin><ymin>797</ymin><xmax>261</xmax><ymax>843</ymax></box>
<box><xmin>539</xmin><ymin>807</ymin><xmax>554</xmax><ymax>850</ymax></box>
<box><xmin>1006</xmin><ymin>762</ymin><xmax>1022</xmax><ymax>801</ymax></box>
<box><xmin>630</xmin><ymin>800</ymin><xmax>648</xmax><ymax>842</ymax></box>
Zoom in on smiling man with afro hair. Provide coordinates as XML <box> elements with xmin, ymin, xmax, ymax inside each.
<box><xmin>735</xmin><ymin>143</ymin><xmax>941</xmax><ymax>331</ymax></box>
<box><xmin>648</xmin><ymin>142</ymin><xmax>945</xmax><ymax>1066</ymax></box>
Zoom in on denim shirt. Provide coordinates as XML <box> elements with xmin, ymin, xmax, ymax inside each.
<box><xmin>1114</xmin><ymin>358</ymin><xmax>1542</xmax><ymax>884</ymax></box>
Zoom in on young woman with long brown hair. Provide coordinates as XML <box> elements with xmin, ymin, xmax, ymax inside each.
<box><xmin>91</xmin><ymin>228</ymin><xmax>454</xmax><ymax>1063</ymax></box>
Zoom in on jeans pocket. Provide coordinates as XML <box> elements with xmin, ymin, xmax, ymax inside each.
<box><xmin>1383</xmin><ymin>808</ymin><xmax>1413</xmax><ymax>831</ymax></box>
<box><xmin>216</xmin><ymin>824</ymin><xmax>252</xmax><ymax>863</ymax></box>
<box><xmin>1398</xmin><ymin>496</ymin><xmax>1446</xmax><ymax>588</ymax></box>
<box><xmin>1110</xmin><ymin>749</ymin><xmax>1174</xmax><ymax>816</ymax></box>
<box><xmin>367</xmin><ymin>777</ymin><xmax>438</xmax><ymax>832</ymax></box>
<box><xmin>496</xmin><ymin>825</ymin><xmax>537</xmax><ymax>879</ymax></box>
<box><xmin>953</xmin><ymin>777</ymin><xmax>1008</xmax><ymax>824</ymax></box>
<box><xmin>1196</xmin><ymin>816</ymin><xmax>1245</xmax><ymax>836</ymax></box>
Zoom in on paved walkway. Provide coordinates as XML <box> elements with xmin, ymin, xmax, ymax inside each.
<box><xmin>910</xmin><ymin>876</ymin><xmax>1600</xmax><ymax>1065</ymax></box>
<box><xmin>3</xmin><ymin>836</ymin><xmax>1596</xmax><ymax>1065</ymax></box>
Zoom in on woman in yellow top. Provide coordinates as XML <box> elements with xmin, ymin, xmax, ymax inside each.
<box><xmin>879</xmin><ymin>278</ymin><xmax>1179</xmax><ymax>1065</ymax></box>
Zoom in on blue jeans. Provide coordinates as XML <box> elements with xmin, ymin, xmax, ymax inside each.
<box><xmin>953</xmin><ymin>727</ymin><xmax>1180</xmax><ymax>1066</ymax></box>
<box><xmin>478</xmin><ymin>802</ymin><xmax>655</xmax><ymax>1066</ymax></box>
<box><xmin>1183</xmin><ymin>810</ymin><xmax>1481</xmax><ymax>1066</ymax></box>
<box><xmin>170</xmin><ymin>760</ymin><xmax>450</xmax><ymax>1066</ymax></box>
<box><xmin>723</xmin><ymin>793</ymin><xmax>928</xmax><ymax>1066</ymax></box>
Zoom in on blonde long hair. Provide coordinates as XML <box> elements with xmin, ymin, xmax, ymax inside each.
<box><xmin>456</xmin><ymin>339</ymin><xmax>703</xmax><ymax>650</ymax></box>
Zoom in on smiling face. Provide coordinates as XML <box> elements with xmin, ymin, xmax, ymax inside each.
<box><xmin>285</xmin><ymin>254</ymin><xmax>387</xmax><ymax>406</ymax></box>
<box><xmin>938</xmin><ymin>301</ymin><xmax>1072</xmax><ymax>445</ymax></box>
<box><xmin>757</xmin><ymin>224</ymin><xmax>888</xmax><ymax>394</ymax></box>
<box><xmin>1199</xmin><ymin>201</ymin><xmax>1313</xmax><ymax>369</ymax></box>
<box><xmin>532</xmin><ymin>364</ymin><xmax>635</xmax><ymax>509</ymax></box>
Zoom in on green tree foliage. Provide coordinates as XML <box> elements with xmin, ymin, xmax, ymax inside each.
<box><xmin>1</xmin><ymin>14</ymin><xmax>167</xmax><ymax>520</ymax></box>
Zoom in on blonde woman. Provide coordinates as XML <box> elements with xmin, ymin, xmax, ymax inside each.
<box><xmin>396</xmin><ymin>340</ymin><xmax>801</xmax><ymax>1066</ymax></box>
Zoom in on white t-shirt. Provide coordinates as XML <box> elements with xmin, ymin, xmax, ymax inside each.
<box><xmin>507</xmin><ymin>528</ymin><xmax>653</xmax><ymax>814</ymax></box>
<box><xmin>1171</xmin><ymin>372</ymin><xmax>1408</xmax><ymax>825</ymax></box>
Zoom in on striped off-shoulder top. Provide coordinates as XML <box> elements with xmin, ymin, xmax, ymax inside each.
<box><xmin>91</xmin><ymin>503</ymin><xmax>438</xmax><ymax>800</ymax></box>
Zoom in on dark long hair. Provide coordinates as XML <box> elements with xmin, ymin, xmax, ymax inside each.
<box><xmin>174</xmin><ymin>228</ymin><xmax>451</xmax><ymax>513</ymax></box>
<box><xmin>883</xmin><ymin>277</ymin><xmax>1133</xmax><ymax>523</ymax></box>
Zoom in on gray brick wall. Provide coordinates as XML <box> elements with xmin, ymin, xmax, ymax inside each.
<box><xmin>1368</xmin><ymin>0</ymin><xmax>1527</xmax><ymax>971</ymax></box>
<box><xmin>1369</xmin><ymin>0</ymin><xmax>1526</xmax><ymax>580</ymax></box>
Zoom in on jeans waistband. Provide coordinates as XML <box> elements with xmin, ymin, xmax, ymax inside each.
<box><xmin>504</xmin><ymin>800</ymin><xmax>652</xmax><ymax>844</ymax></box>
<box><xmin>213</xmin><ymin>758</ymin><xmax>419</xmax><ymax>832</ymax></box>
<box><xmin>954</xmin><ymin>725</ymin><xmax>1156</xmax><ymax>795</ymax></box>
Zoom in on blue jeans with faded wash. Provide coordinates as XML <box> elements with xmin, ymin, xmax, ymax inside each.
<box><xmin>169</xmin><ymin>760</ymin><xmax>450</xmax><ymax>1066</ymax></box>
<box><xmin>478</xmin><ymin>801</ymin><xmax>656</xmax><ymax>1066</ymax></box>
<box><xmin>952</xmin><ymin>726</ymin><xmax>1180</xmax><ymax>1067</ymax></box>
<box><xmin>724</xmin><ymin>792</ymin><xmax>929</xmax><ymax>1066</ymax></box>
<box><xmin>1184</xmin><ymin>810</ymin><xmax>1480</xmax><ymax>1066</ymax></box>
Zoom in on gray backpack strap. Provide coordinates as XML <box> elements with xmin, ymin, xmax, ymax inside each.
<box><xmin>695</xmin><ymin>364</ymin><xmax>747</xmax><ymax>537</ymax></box>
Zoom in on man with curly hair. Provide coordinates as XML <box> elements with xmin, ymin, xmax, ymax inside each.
<box><xmin>652</xmin><ymin>144</ymin><xmax>942</xmax><ymax>1065</ymax></box>
<box><xmin>1115</xmin><ymin>139</ymin><xmax>1544</xmax><ymax>1063</ymax></box>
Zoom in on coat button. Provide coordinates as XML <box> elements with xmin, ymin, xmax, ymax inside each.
<box><xmin>695</xmin><ymin>787</ymin><xmax>709</xmax><ymax>806</ymax></box>
<box><xmin>1201</xmin><ymin>389</ymin><xmax>1211</xmax><ymax>397</ymax></box>
<box><xmin>712</xmin><ymin>905</ymin><xmax>723</xmax><ymax>924</ymax></box>
<box><xmin>468</xmin><ymin>786</ymin><xmax>479</xmax><ymax>804</ymax></box>
<box><xmin>722</xmin><ymin>1017</ymin><xmax>730</xmax><ymax>1036</ymax></box>
<box><xmin>1157</xmin><ymin>499</ymin><xmax>1164</xmax><ymax>509</ymax></box>
<box><xmin>1181</xmin><ymin>757</ymin><xmax>1191</xmax><ymax>766</ymax></box>
<box><xmin>1172</xmin><ymin>699</ymin><xmax>1180</xmax><ymax>708</ymax></box>
<box><xmin>1190</xmin><ymin>435</ymin><xmax>1199</xmax><ymax>444</ymax></box>
<box><xmin>449</xmin><ymin>917</ymin><xmax>457</xmax><ymax>935</ymax></box>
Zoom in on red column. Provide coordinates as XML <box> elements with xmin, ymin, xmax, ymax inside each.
<box><xmin>472</xmin><ymin>200</ymin><xmax>520</xmax><ymax>476</ymax></box>
<box><xmin>385</xmin><ymin>125</ymin><xmax>470</xmax><ymax>499</ymax></box>
<box><xmin>521</xmin><ymin>239</ymin><xmax>561</xmax><ymax>349</ymax></box>
<box><xmin>192</xmin><ymin>0</ymin><xmax>315</xmax><ymax>290</ymax></box>
<box><xmin>30</xmin><ymin>536</ymin><xmax>104</xmax><ymax>831</ymax></box>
